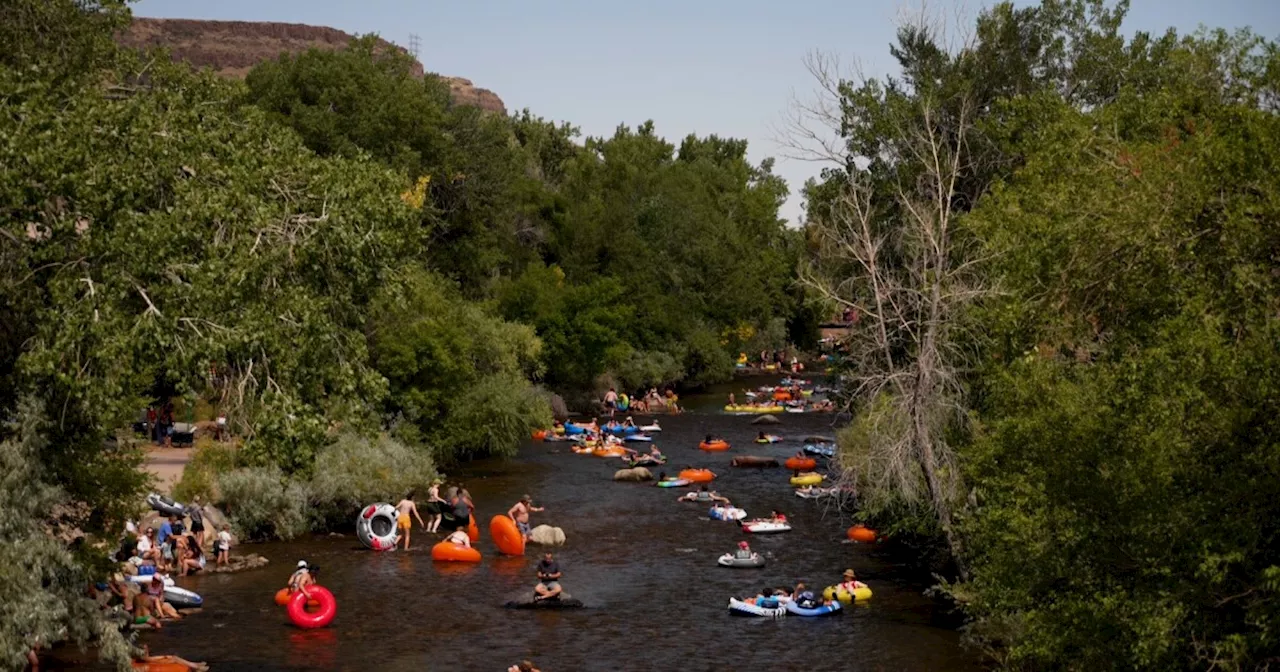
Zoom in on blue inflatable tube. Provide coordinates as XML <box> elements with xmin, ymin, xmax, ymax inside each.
<box><xmin>784</xmin><ymin>600</ymin><xmax>843</xmax><ymax>617</ymax></box>
<box><xmin>565</xmin><ymin>423</ymin><xmax>585</xmax><ymax>436</ymax></box>
<box><xmin>803</xmin><ymin>444</ymin><xmax>835</xmax><ymax>458</ymax></box>
<box><xmin>623</xmin><ymin>425</ymin><xmax>639</xmax><ymax>435</ymax></box>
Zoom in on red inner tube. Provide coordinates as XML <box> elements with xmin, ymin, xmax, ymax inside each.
<box><xmin>288</xmin><ymin>586</ymin><xmax>336</xmax><ymax>629</ymax></box>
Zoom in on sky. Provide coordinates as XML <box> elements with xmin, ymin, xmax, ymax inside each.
<box><xmin>131</xmin><ymin>0</ymin><xmax>1280</xmax><ymax>225</ymax></box>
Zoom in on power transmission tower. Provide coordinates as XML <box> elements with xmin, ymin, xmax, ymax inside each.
<box><xmin>408</xmin><ymin>33</ymin><xmax>421</xmax><ymax>61</ymax></box>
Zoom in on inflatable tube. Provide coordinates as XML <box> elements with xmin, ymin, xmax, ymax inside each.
<box><xmin>773</xmin><ymin>390</ymin><xmax>793</xmax><ymax>401</ymax></box>
<box><xmin>640</xmin><ymin>423</ymin><xmax>662</xmax><ymax>432</ymax></box>
<box><xmin>728</xmin><ymin>597</ymin><xmax>786</xmax><ymax>618</ymax></box>
<box><xmin>708</xmin><ymin>505</ymin><xmax>747</xmax><ymax>521</ymax></box>
<box><xmin>132</xmin><ymin>662</ymin><xmax>193</xmax><ymax>672</ymax></box>
<box><xmin>288</xmin><ymin>586</ymin><xmax>336</xmax><ymax>629</ymax></box>
<box><xmin>656</xmin><ymin>478</ymin><xmax>690</xmax><ymax>488</ymax></box>
<box><xmin>742</xmin><ymin>520</ymin><xmax>792</xmax><ymax>534</ymax></box>
<box><xmin>679</xmin><ymin>469</ymin><xmax>716</xmax><ymax>483</ymax></box>
<box><xmin>504</xmin><ymin>590</ymin><xmax>584</xmax><ymax>609</ymax></box>
<box><xmin>128</xmin><ymin>575</ymin><xmax>203</xmax><ymax>608</ymax></box>
<box><xmin>467</xmin><ymin>514</ymin><xmax>480</xmax><ymax>542</ymax></box>
<box><xmin>717</xmin><ymin>553</ymin><xmax>766</xmax><ymax>568</ymax></box>
<box><xmin>784</xmin><ymin>599</ymin><xmax>843</xmax><ymax>617</ymax></box>
<box><xmin>785</xmin><ymin>406</ymin><xmax>806</xmax><ymax>414</ymax></box>
<box><xmin>824</xmin><ymin>583</ymin><xmax>873</xmax><ymax>603</ymax></box>
<box><xmin>564</xmin><ymin>423</ymin><xmax>585</xmax><ymax>435</ymax></box>
<box><xmin>724</xmin><ymin>405</ymin><xmax>784</xmax><ymax>414</ymax></box>
<box><xmin>795</xmin><ymin>487</ymin><xmax>838</xmax><ymax>500</ymax></box>
<box><xmin>784</xmin><ymin>457</ymin><xmax>817</xmax><ymax>471</ymax></box>
<box><xmin>531</xmin><ymin>430</ymin><xmax>548</xmax><ymax>441</ymax></box>
<box><xmin>490</xmin><ymin>516</ymin><xmax>525</xmax><ymax>556</ymax></box>
<box><xmin>803</xmin><ymin>444</ymin><xmax>836</xmax><ymax>458</ymax></box>
<box><xmin>275</xmin><ymin>588</ymin><xmax>319</xmax><ymax>608</ymax></box>
<box><xmin>145</xmin><ymin>492</ymin><xmax>187</xmax><ymax>517</ymax></box>
<box><xmin>594</xmin><ymin>446</ymin><xmax>627</xmax><ymax>458</ymax></box>
<box><xmin>754</xmin><ymin>435</ymin><xmax>782</xmax><ymax>444</ymax></box>
<box><xmin>431</xmin><ymin>541</ymin><xmax>481</xmax><ymax>563</ymax></box>
<box><xmin>790</xmin><ymin>473</ymin><xmax>825</xmax><ymax>487</ymax></box>
<box><xmin>847</xmin><ymin>525</ymin><xmax>878</xmax><ymax>543</ymax></box>
<box><xmin>698</xmin><ymin>440</ymin><xmax>731</xmax><ymax>452</ymax></box>
<box><xmin>622</xmin><ymin>425</ymin><xmax>640</xmax><ymax>435</ymax></box>
<box><xmin>356</xmin><ymin>502</ymin><xmax>400</xmax><ymax>551</ymax></box>
<box><xmin>625</xmin><ymin>455</ymin><xmax>666</xmax><ymax>468</ymax></box>
<box><xmin>623</xmin><ymin>434</ymin><xmax>652</xmax><ymax>442</ymax></box>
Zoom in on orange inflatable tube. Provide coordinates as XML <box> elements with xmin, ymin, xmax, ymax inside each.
<box><xmin>275</xmin><ymin>588</ymin><xmax>318</xmax><ymax>607</ymax></box>
<box><xmin>490</xmin><ymin>515</ymin><xmax>526</xmax><ymax>556</ymax></box>
<box><xmin>679</xmin><ymin>468</ymin><xmax>716</xmax><ymax>483</ymax></box>
<box><xmin>132</xmin><ymin>662</ymin><xmax>192</xmax><ymax>672</ymax></box>
<box><xmin>785</xmin><ymin>457</ymin><xmax>817</xmax><ymax>471</ymax></box>
<box><xmin>432</xmin><ymin>540</ymin><xmax>482</xmax><ymax>562</ymax></box>
<box><xmin>467</xmin><ymin>514</ymin><xmax>479</xmax><ymax>542</ymax></box>
<box><xmin>698</xmin><ymin>440</ymin><xmax>730</xmax><ymax>452</ymax></box>
<box><xmin>595</xmin><ymin>446</ymin><xmax>626</xmax><ymax>457</ymax></box>
<box><xmin>773</xmin><ymin>390</ymin><xmax>792</xmax><ymax>401</ymax></box>
<box><xmin>847</xmin><ymin>525</ymin><xmax>878</xmax><ymax>543</ymax></box>
<box><xmin>532</xmin><ymin>430</ymin><xmax>548</xmax><ymax>441</ymax></box>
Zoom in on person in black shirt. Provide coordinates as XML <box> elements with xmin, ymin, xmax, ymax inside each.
<box><xmin>534</xmin><ymin>552</ymin><xmax>562</xmax><ymax>600</ymax></box>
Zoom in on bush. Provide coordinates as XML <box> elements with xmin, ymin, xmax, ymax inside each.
<box><xmin>216</xmin><ymin>467</ymin><xmax>309</xmax><ymax>541</ymax></box>
<box><xmin>307</xmin><ymin>432</ymin><xmax>439</xmax><ymax>529</ymax></box>
<box><xmin>171</xmin><ymin>438</ymin><xmax>238</xmax><ymax>504</ymax></box>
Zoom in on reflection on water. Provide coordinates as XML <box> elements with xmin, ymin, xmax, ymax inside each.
<box><xmin>57</xmin><ymin>381</ymin><xmax>978</xmax><ymax>671</ymax></box>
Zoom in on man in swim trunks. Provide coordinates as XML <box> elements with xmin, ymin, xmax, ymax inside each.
<box><xmin>508</xmin><ymin>495</ymin><xmax>544</xmax><ymax>541</ymax></box>
<box><xmin>394</xmin><ymin>491</ymin><xmax>426</xmax><ymax>550</ymax></box>
<box><xmin>424</xmin><ymin>479</ymin><xmax>446</xmax><ymax>533</ymax></box>
<box><xmin>603</xmin><ymin>388</ymin><xmax>617</xmax><ymax>417</ymax></box>
<box><xmin>534</xmin><ymin>552</ymin><xmax>562</xmax><ymax>600</ymax></box>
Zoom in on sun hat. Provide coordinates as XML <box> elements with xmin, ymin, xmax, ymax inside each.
<box><xmin>842</xmin><ymin>569</ymin><xmax>856</xmax><ymax>578</ymax></box>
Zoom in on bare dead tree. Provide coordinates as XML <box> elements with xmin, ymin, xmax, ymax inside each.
<box><xmin>779</xmin><ymin>35</ymin><xmax>987</xmax><ymax>576</ymax></box>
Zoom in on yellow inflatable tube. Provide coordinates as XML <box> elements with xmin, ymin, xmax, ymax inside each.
<box><xmin>824</xmin><ymin>583</ymin><xmax>873</xmax><ymax>603</ymax></box>
<box><xmin>789</xmin><ymin>472</ymin><xmax>825</xmax><ymax>487</ymax></box>
<box><xmin>724</xmin><ymin>405</ymin><xmax>785</xmax><ymax>413</ymax></box>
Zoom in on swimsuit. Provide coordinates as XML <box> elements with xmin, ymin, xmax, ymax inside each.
<box><xmin>397</xmin><ymin>512</ymin><xmax>411</xmax><ymax>530</ymax></box>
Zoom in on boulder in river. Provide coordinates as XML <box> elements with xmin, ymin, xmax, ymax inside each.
<box><xmin>730</xmin><ymin>456</ymin><xmax>779</xmax><ymax>468</ymax></box>
<box><xmin>613</xmin><ymin>467</ymin><xmax>654</xmax><ymax>482</ymax></box>
<box><xmin>751</xmin><ymin>414</ymin><xmax>781</xmax><ymax>425</ymax></box>
<box><xmin>205</xmin><ymin>552</ymin><xmax>269</xmax><ymax>574</ymax></box>
<box><xmin>528</xmin><ymin>524</ymin><xmax>566</xmax><ymax>546</ymax></box>
<box><xmin>504</xmin><ymin>589</ymin><xmax>584</xmax><ymax>609</ymax></box>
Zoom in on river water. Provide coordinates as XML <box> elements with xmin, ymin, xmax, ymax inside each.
<box><xmin>67</xmin><ymin>380</ymin><xmax>977</xmax><ymax>671</ymax></box>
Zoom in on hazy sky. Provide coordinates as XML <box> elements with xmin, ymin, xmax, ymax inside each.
<box><xmin>132</xmin><ymin>0</ymin><xmax>1280</xmax><ymax>225</ymax></box>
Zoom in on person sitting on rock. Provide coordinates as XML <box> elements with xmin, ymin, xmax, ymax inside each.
<box><xmin>534</xmin><ymin>552</ymin><xmax>562</xmax><ymax>601</ymax></box>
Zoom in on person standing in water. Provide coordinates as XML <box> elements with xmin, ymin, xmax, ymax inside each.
<box><xmin>424</xmin><ymin>479</ymin><xmax>446</xmax><ymax>533</ymax></box>
<box><xmin>508</xmin><ymin>495</ymin><xmax>545</xmax><ymax>541</ymax></box>
<box><xmin>395</xmin><ymin>491</ymin><xmax>426</xmax><ymax>550</ymax></box>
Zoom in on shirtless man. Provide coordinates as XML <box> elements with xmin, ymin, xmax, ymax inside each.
<box><xmin>677</xmin><ymin>485</ymin><xmax>731</xmax><ymax>505</ymax></box>
<box><xmin>395</xmin><ymin>491</ymin><xmax>426</xmax><ymax>550</ymax></box>
<box><xmin>288</xmin><ymin>560</ymin><xmax>315</xmax><ymax>597</ymax></box>
<box><xmin>508</xmin><ymin>495</ymin><xmax>545</xmax><ymax>541</ymax></box>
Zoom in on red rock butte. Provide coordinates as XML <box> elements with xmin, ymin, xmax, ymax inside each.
<box><xmin>117</xmin><ymin>17</ymin><xmax>506</xmax><ymax>114</ymax></box>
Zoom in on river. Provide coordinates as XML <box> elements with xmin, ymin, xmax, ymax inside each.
<box><xmin>62</xmin><ymin>379</ymin><xmax>978</xmax><ymax>671</ymax></box>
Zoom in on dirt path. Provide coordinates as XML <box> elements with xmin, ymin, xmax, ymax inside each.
<box><xmin>142</xmin><ymin>446</ymin><xmax>194</xmax><ymax>494</ymax></box>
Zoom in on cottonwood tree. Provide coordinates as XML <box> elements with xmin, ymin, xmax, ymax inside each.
<box><xmin>780</xmin><ymin>18</ymin><xmax>989</xmax><ymax>572</ymax></box>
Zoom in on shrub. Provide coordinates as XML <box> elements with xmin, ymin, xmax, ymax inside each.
<box><xmin>307</xmin><ymin>432</ymin><xmax>439</xmax><ymax>529</ymax></box>
<box><xmin>171</xmin><ymin>438</ymin><xmax>239</xmax><ymax>503</ymax></box>
<box><xmin>216</xmin><ymin>467</ymin><xmax>309</xmax><ymax>541</ymax></box>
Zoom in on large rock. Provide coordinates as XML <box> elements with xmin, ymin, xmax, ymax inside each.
<box><xmin>528</xmin><ymin>524</ymin><xmax>566</xmax><ymax>546</ymax></box>
<box><xmin>613</xmin><ymin>467</ymin><xmax>654</xmax><ymax>482</ymax></box>
<box><xmin>751</xmin><ymin>414</ymin><xmax>782</xmax><ymax>425</ymax></box>
<box><xmin>205</xmin><ymin>552</ymin><xmax>269</xmax><ymax>574</ymax></box>
<box><xmin>117</xmin><ymin>18</ymin><xmax>506</xmax><ymax>113</ymax></box>
<box><xmin>730</xmin><ymin>456</ymin><xmax>779</xmax><ymax>468</ymax></box>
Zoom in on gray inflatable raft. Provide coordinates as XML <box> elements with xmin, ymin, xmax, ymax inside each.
<box><xmin>718</xmin><ymin>552</ymin><xmax>766</xmax><ymax>568</ymax></box>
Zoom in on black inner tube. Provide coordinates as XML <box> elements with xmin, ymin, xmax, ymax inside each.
<box><xmin>370</xmin><ymin>514</ymin><xmax>393</xmax><ymax>537</ymax></box>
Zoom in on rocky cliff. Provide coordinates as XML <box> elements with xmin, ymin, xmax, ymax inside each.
<box><xmin>118</xmin><ymin>18</ymin><xmax>506</xmax><ymax>114</ymax></box>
